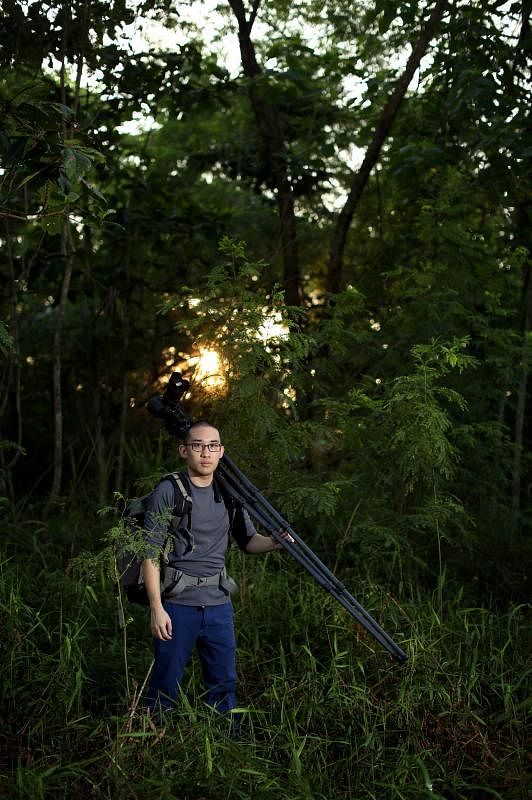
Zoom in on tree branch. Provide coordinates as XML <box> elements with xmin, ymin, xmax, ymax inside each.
<box><xmin>248</xmin><ymin>0</ymin><xmax>261</xmax><ymax>33</ymax></box>
<box><xmin>327</xmin><ymin>0</ymin><xmax>448</xmax><ymax>294</ymax></box>
<box><xmin>227</xmin><ymin>0</ymin><xmax>300</xmax><ymax>304</ymax></box>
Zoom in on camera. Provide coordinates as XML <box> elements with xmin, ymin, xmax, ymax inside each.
<box><xmin>147</xmin><ymin>372</ymin><xmax>191</xmax><ymax>437</ymax></box>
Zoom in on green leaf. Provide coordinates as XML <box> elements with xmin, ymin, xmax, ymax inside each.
<box><xmin>39</xmin><ymin>213</ymin><xmax>64</xmax><ymax>235</ymax></box>
<box><xmin>14</xmin><ymin>168</ymin><xmax>45</xmax><ymax>191</ymax></box>
<box><xmin>61</xmin><ymin>147</ymin><xmax>92</xmax><ymax>183</ymax></box>
<box><xmin>0</xmin><ymin>321</ymin><xmax>14</xmax><ymax>357</ymax></box>
<box><xmin>81</xmin><ymin>178</ymin><xmax>107</xmax><ymax>204</ymax></box>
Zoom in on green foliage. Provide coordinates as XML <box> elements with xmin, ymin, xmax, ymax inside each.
<box><xmin>306</xmin><ymin>337</ymin><xmax>482</xmax><ymax>585</ymax></box>
<box><xmin>162</xmin><ymin>236</ymin><xmax>311</xmax><ymax>376</ymax></box>
<box><xmin>0</xmin><ymin>319</ymin><xmax>13</xmax><ymax>357</ymax></box>
<box><xmin>1</xmin><ymin>514</ymin><xmax>530</xmax><ymax>800</ymax></box>
<box><xmin>384</xmin><ymin>338</ymin><xmax>476</xmax><ymax>493</ymax></box>
<box><xmin>75</xmin><ymin>501</ymin><xmax>169</xmax><ymax>583</ymax></box>
<box><xmin>0</xmin><ymin>80</ymin><xmax>106</xmax><ymax>229</ymax></box>
<box><xmin>158</xmin><ymin>238</ymin><xmax>318</xmax><ymax>495</ymax></box>
<box><xmin>0</xmin><ymin>2</ymin><xmax>530</xmax><ymax>796</ymax></box>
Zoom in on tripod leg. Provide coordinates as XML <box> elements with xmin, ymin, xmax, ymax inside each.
<box><xmin>217</xmin><ymin>465</ymin><xmax>407</xmax><ymax>663</ymax></box>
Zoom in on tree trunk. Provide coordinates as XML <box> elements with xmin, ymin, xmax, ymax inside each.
<box><xmin>116</xmin><ymin>206</ymin><xmax>131</xmax><ymax>491</ymax></box>
<box><xmin>511</xmin><ymin>239</ymin><xmax>532</xmax><ymax>528</ymax></box>
<box><xmin>48</xmin><ymin>0</ymin><xmax>87</xmax><ymax>505</ymax></box>
<box><xmin>49</xmin><ymin>222</ymin><xmax>74</xmax><ymax>501</ymax></box>
<box><xmin>95</xmin><ymin>400</ymin><xmax>108</xmax><ymax>508</ymax></box>
<box><xmin>227</xmin><ymin>0</ymin><xmax>300</xmax><ymax>305</ymax></box>
<box><xmin>511</xmin><ymin>323</ymin><xmax>529</xmax><ymax>525</ymax></box>
<box><xmin>116</xmin><ymin>371</ymin><xmax>129</xmax><ymax>491</ymax></box>
<box><xmin>1</xmin><ymin>223</ymin><xmax>23</xmax><ymax>503</ymax></box>
<box><xmin>326</xmin><ymin>0</ymin><xmax>448</xmax><ymax>294</ymax></box>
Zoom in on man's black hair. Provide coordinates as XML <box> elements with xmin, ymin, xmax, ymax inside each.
<box><xmin>183</xmin><ymin>420</ymin><xmax>220</xmax><ymax>442</ymax></box>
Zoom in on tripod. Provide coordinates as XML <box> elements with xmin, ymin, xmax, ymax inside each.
<box><xmin>217</xmin><ymin>453</ymin><xmax>407</xmax><ymax>663</ymax></box>
<box><xmin>148</xmin><ymin>374</ymin><xmax>408</xmax><ymax>663</ymax></box>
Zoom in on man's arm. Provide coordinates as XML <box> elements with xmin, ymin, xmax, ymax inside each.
<box><xmin>234</xmin><ymin>505</ymin><xmax>294</xmax><ymax>553</ymax></box>
<box><xmin>143</xmin><ymin>558</ymin><xmax>172</xmax><ymax>640</ymax></box>
<box><xmin>245</xmin><ymin>530</ymin><xmax>294</xmax><ymax>554</ymax></box>
<box><xmin>142</xmin><ymin>478</ymin><xmax>177</xmax><ymax>640</ymax></box>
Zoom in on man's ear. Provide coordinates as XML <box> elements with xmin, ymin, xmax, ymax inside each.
<box><xmin>178</xmin><ymin>443</ymin><xmax>187</xmax><ymax>458</ymax></box>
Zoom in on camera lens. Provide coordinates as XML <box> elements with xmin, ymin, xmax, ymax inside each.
<box><xmin>164</xmin><ymin>373</ymin><xmax>189</xmax><ymax>406</ymax></box>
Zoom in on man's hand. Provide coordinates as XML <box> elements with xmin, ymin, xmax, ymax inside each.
<box><xmin>246</xmin><ymin>529</ymin><xmax>294</xmax><ymax>553</ymax></box>
<box><xmin>150</xmin><ymin>606</ymin><xmax>172</xmax><ymax>640</ymax></box>
<box><xmin>270</xmin><ymin>529</ymin><xmax>295</xmax><ymax>550</ymax></box>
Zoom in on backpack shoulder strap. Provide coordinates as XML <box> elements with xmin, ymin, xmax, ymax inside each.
<box><xmin>158</xmin><ymin>471</ymin><xmax>193</xmax><ymax>562</ymax></box>
<box><xmin>167</xmin><ymin>471</ymin><xmax>192</xmax><ymax>508</ymax></box>
<box><xmin>214</xmin><ymin>474</ymin><xmax>244</xmax><ymax>548</ymax></box>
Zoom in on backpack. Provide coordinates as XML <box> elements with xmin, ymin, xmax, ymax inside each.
<box><xmin>117</xmin><ymin>472</ymin><xmax>193</xmax><ymax>606</ymax></box>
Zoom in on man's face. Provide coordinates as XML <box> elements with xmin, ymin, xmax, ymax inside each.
<box><xmin>179</xmin><ymin>425</ymin><xmax>224</xmax><ymax>480</ymax></box>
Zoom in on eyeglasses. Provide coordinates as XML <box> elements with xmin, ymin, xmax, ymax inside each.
<box><xmin>184</xmin><ymin>441</ymin><xmax>222</xmax><ymax>453</ymax></box>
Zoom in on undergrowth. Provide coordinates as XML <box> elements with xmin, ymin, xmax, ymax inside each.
<box><xmin>1</xmin><ymin>512</ymin><xmax>529</xmax><ymax>800</ymax></box>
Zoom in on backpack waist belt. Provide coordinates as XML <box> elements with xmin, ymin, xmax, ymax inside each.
<box><xmin>162</xmin><ymin>566</ymin><xmax>238</xmax><ymax>598</ymax></box>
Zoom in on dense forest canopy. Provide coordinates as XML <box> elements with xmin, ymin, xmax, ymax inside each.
<box><xmin>0</xmin><ymin>1</ymin><xmax>530</xmax><ymax>798</ymax></box>
<box><xmin>1</xmin><ymin>0</ymin><xmax>529</xmax><ymax>512</ymax></box>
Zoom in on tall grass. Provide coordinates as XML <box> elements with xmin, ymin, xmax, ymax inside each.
<box><xmin>1</xmin><ymin>513</ymin><xmax>529</xmax><ymax>800</ymax></box>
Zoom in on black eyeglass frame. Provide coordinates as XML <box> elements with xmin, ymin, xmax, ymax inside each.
<box><xmin>184</xmin><ymin>441</ymin><xmax>222</xmax><ymax>452</ymax></box>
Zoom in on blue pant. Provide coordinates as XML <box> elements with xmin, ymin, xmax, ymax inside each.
<box><xmin>145</xmin><ymin>602</ymin><xmax>237</xmax><ymax>714</ymax></box>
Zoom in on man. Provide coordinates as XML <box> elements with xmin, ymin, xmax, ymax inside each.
<box><xmin>143</xmin><ymin>420</ymin><xmax>292</xmax><ymax>716</ymax></box>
